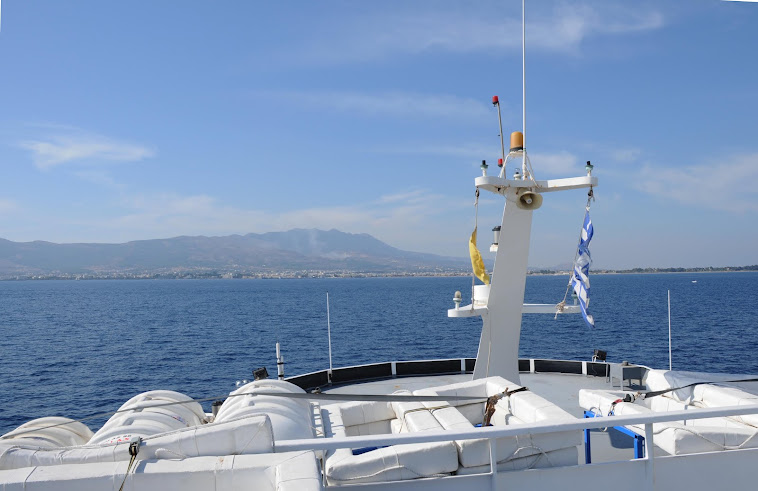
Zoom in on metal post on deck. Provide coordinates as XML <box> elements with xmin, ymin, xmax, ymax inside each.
<box><xmin>276</xmin><ymin>342</ymin><xmax>284</xmax><ymax>380</ymax></box>
<box><xmin>489</xmin><ymin>437</ymin><xmax>498</xmax><ymax>491</ymax></box>
<box><xmin>644</xmin><ymin>423</ymin><xmax>655</xmax><ymax>488</ymax></box>
<box><xmin>326</xmin><ymin>292</ymin><xmax>333</xmax><ymax>381</ymax></box>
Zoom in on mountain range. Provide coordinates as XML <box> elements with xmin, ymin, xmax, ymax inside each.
<box><xmin>0</xmin><ymin>229</ymin><xmax>469</xmax><ymax>277</ymax></box>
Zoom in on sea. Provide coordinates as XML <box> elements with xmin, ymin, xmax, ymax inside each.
<box><xmin>1</xmin><ymin>272</ymin><xmax>757</xmax><ymax>435</ymax></box>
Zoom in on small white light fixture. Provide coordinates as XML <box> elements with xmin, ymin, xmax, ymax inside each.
<box><xmin>453</xmin><ymin>291</ymin><xmax>462</xmax><ymax>310</ymax></box>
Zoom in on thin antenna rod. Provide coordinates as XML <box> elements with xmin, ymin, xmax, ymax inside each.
<box><xmin>521</xmin><ymin>0</ymin><xmax>527</xmax><ymax>178</ymax></box>
<box><xmin>496</xmin><ymin>101</ymin><xmax>505</xmax><ymax>164</ymax></box>
<box><xmin>667</xmin><ymin>290</ymin><xmax>672</xmax><ymax>371</ymax></box>
<box><xmin>327</xmin><ymin>291</ymin><xmax>333</xmax><ymax>375</ymax></box>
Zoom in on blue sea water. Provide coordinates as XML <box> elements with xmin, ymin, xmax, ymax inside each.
<box><xmin>1</xmin><ymin>272</ymin><xmax>757</xmax><ymax>435</ymax></box>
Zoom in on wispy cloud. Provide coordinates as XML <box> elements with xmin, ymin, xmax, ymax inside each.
<box><xmin>637</xmin><ymin>153</ymin><xmax>758</xmax><ymax>213</ymax></box>
<box><xmin>378</xmin><ymin>142</ymin><xmax>499</xmax><ymax>159</ymax></box>
<box><xmin>375</xmin><ymin>143</ymin><xmax>584</xmax><ymax>177</ymax></box>
<box><xmin>292</xmin><ymin>3</ymin><xmax>664</xmax><ymax>64</ymax></box>
<box><xmin>529</xmin><ymin>151</ymin><xmax>580</xmax><ymax>176</ymax></box>
<box><xmin>263</xmin><ymin>90</ymin><xmax>489</xmax><ymax>120</ymax></box>
<box><xmin>73</xmin><ymin>170</ymin><xmax>120</xmax><ymax>188</ymax></box>
<box><xmin>0</xmin><ymin>198</ymin><xmax>17</xmax><ymax>214</ymax></box>
<box><xmin>19</xmin><ymin>131</ymin><xmax>154</xmax><ymax>169</ymax></box>
<box><xmin>611</xmin><ymin>148</ymin><xmax>642</xmax><ymax>163</ymax></box>
<box><xmin>376</xmin><ymin>189</ymin><xmax>431</xmax><ymax>205</ymax></box>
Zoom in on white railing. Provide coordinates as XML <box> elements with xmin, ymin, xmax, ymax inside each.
<box><xmin>277</xmin><ymin>403</ymin><xmax>758</xmax><ymax>487</ymax></box>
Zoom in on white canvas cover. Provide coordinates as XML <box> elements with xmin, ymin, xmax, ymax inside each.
<box><xmin>322</xmin><ymin>403</ymin><xmax>458</xmax><ymax>484</ymax></box>
<box><xmin>0</xmin><ymin>451</ymin><xmax>320</xmax><ymax>491</ymax></box>
<box><xmin>416</xmin><ymin>377</ymin><xmax>580</xmax><ymax>468</ymax></box>
<box><xmin>579</xmin><ymin>388</ymin><xmax>758</xmax><ymax>456</ymax></box>
<box><xmin>0</xmin><ymin>415</ymin><xmax>274</xmax><ymax>470</ymax></box>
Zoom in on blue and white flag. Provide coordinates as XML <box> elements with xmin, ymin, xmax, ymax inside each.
<box><xmin>571</xmin><ymin>211</ymin><xmax>594</xmax><ymax>328</ymax></box>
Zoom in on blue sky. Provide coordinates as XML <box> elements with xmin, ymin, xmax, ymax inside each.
<box><xmin>0</xmin><ymin>1</ymin><xmax>756</xmax><ymax>269</ymax></box>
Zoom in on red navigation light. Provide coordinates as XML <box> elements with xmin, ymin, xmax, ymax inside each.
<box><xmin>492</xmin><ymin>95</ymin><xmax>499</xmax><ymax>105</ymax></box>
<box><xmin>498</xmin><ymin>158</ymin><xmax>504</xmax><ymax>167</ymax></box>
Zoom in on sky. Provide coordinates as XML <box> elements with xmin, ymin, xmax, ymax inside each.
<box><xmin>0</xmin><ymin>1</ymin><xmax>756</xmax><ymax>269</ymax></box>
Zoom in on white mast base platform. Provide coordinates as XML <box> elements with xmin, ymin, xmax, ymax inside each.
<box><xmin>476</xmin><ymin>175</ymin><xmax>597</xmax><ymax>195</ymax></box>
<box><xmin>448</xmin><ymin>303</ymin><xmax>580</xmax><ymax>318</ymax></box>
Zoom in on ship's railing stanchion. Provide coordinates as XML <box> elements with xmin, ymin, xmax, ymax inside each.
<box><xmin>644</xmin><ymin>422</ymin><xmax>655</xmax><ymax>488</ymax></box>
<box><xmin>327</xmin><ymin>292</ymin><xmax>333</xmax><ymax>382</ymax></box>
<box><xmin>489</xmin><ymin>437</ymin><xmax>498</xmax><ymax>490</ymax></box>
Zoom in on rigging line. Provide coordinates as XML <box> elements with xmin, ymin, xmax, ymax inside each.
<box><xmin>471</xmin><ymin>188</ymin><xmax>480</xmax><ymax>312</ymax></box>
<box><xmin>1</xmin><ymin>391</ymin><xmax>487</xmax><ymax>440</ymax></box>
<box><xmin>525</xmin><ymin>153</ymin><xmax>538</xmax><ymax>183</ymax></box>
<box><xmin>640</xmin><ymin>377</ymin><xmax>758</xmax><ymax>400</ymax></box>
<box><xmin>117</xmin><ymin>438</ymin><xmax>141</xmax><ymax>491</ymax></box>
<box><xmin>473</xmin><ymin>187</ymin><xmax>492</xmax><ymax>377</ymax></box>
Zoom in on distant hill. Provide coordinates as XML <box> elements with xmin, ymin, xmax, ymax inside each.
<box><xmin>0</xmin><ymin>229</ymin><xmax>468</xmax><ymax>277</ymax></box>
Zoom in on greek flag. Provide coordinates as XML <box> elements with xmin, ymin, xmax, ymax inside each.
<box><xmin>571</xmin><ymin>211</ymin><xmax>594</xmax><ymax>328</ymax></box>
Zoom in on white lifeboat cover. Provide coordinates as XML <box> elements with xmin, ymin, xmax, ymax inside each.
<box><xmin>0</xmin><ymin>414</ymin><xmax>274</xmax><ymax>470</ymax></box>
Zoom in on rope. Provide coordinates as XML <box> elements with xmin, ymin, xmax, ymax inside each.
<box><xmin>483</xmin><ymin>387</ymin><xmax>530</xmax><ymax>426</ymax></box>
<box><xmin>330</xmin><ymin>462</ymin><xmax>451</xmax><ymax>482</ymax></box>
<box><xmin>586</xmin><ymin>406</ymin><xmax>610</xmax><ymax>432</ymax></box>
<box><xmin>640</xmin><ymin>377</ymin><xmax>758</xmax><ymax>400</ymax></box>
<box><xmin>555</xmin><ymin>187</ymin><xmax>594</xmax><ymax>319</ymax></box>
<box><xmin>523</xmin><ymin>152</ymin><xmax>538</xmax><ymax>184</ymax></box>
<box><xmin>117</xmin><ymin>437</ymin><xmax>141</xmax><ymax>491</ymax></box>
<box><xmin>472</xmin><ymin>188</ymin><xmax>479</xmax><ymax>312</ymax></box>
<box><xmin>592</xmin><ymin>399</ymin><xmax>758</xmax><ymax>452</ymax></box>
<box><xmin>1</xmin><ymin>391</ymin><xmax>487</xmax><ymax>440</ymax></box>
<box><xmin>500</xmin><ymin>444</ymin><xmax>549</xmax><ymax>470</ymax></box>
<box><xmin>474</xmin><ymin>186</ymin><xmax>493</xmax><ymax>378</ymax></box>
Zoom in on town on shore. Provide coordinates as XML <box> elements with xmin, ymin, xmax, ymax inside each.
<box><xmin>4</xmin><ymin>265</ymin><xmax>756</xmax><ymax>281</ymax></box>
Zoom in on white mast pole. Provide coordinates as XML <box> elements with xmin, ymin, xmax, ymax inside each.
<box><xmin>668</xmin><ymin>290</ymin><xmax>672</xmax><ymax>371</ymax></box>
<box><xmin>521</xmin><ymin>0</ymin><xmax>527</xmax><ymax>179</ymax></box>
<box><xmin>327</xmin><ymin>291</ymin><xmax>333</xmax><ymax>376</ymax></box>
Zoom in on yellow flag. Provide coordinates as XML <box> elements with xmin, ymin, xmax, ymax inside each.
<box><xmin>469</xmin><ymin>227</ymin><xmax>490</xmax><ymax>285</ymax></box>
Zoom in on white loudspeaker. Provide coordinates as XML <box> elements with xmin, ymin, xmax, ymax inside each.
<box><xmin>515</xmin><ymin>190</ymin><xmax>543</xmax><ymax>210</ymax></box>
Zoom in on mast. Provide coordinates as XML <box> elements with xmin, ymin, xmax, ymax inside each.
<box><xmin>522</xmin><ymin>0</ymin><xmax>527</xmax><ymax>179</ymax></box>
<box><xmin>447</xmin><ymin>0</ymin><xmax>597</xmax><ymax>383</ymax></box>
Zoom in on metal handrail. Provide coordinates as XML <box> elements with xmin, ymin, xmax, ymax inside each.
<box><xmin>277</xmin><ymin>403</ymin><xmax>758</xmax><ymax>453</ymax></box>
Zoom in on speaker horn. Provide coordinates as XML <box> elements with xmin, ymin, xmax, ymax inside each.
<box><xmin>515</xmin><ymin>190</ymin><xmax>543</xmax><ymax>210</ymax></box>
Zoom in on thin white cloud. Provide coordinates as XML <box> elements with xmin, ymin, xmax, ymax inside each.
<box><xmin>529</xmin><ymin>151</ymin><xmax>580</xmax><ymax>176</ymax></box>
<box><xmin>637</xmin><ymin>153</ymin><xmax>758</xmax><ymax>213</ymax></box>
<box><xmin>378</xmin><ymin>142</ymin><xmax>500</xmax><ymax>159</ymax></box>
<box><xmin>73</xmin><ymin>170</ymin><xmax>119</xmax><ymax>188</ymax></box>
<box><xmin>293</xmin><ymin>3</ymin><xmax>664</xmax><ymax>64</ymax></box>
<box><xmin>20</xmin><ymin>133</ymin><xmax>153</xmax><ymax>169</ymax></box>
<box><xmin>376</xmin><ymin>190</ymin><xmax>430</xmax><ymax>205</ymax></box>
<box><xmin>0</xmin><ymin>198</ymin><xmax>17</xmax><ymax>214</ymax></box>
<box><xmin>265</xmin><ymin>90</ymin><xmax>489</xmax><ymax>120</ymax></box>
<box><xmin>376</xmin><ymin>144</ymin><xmax>582</xmax><ymax>176</ymax></box>
<box><xmin>611</xmin><ymin>148</ymin><xmax>642</xmax><ymax>163</ymax></box>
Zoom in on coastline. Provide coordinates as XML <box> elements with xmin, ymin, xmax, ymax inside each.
<box><xmin>1</xmin><ymin>266</ymin><xmax>756</xmax><ymax>281</ymax></box>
